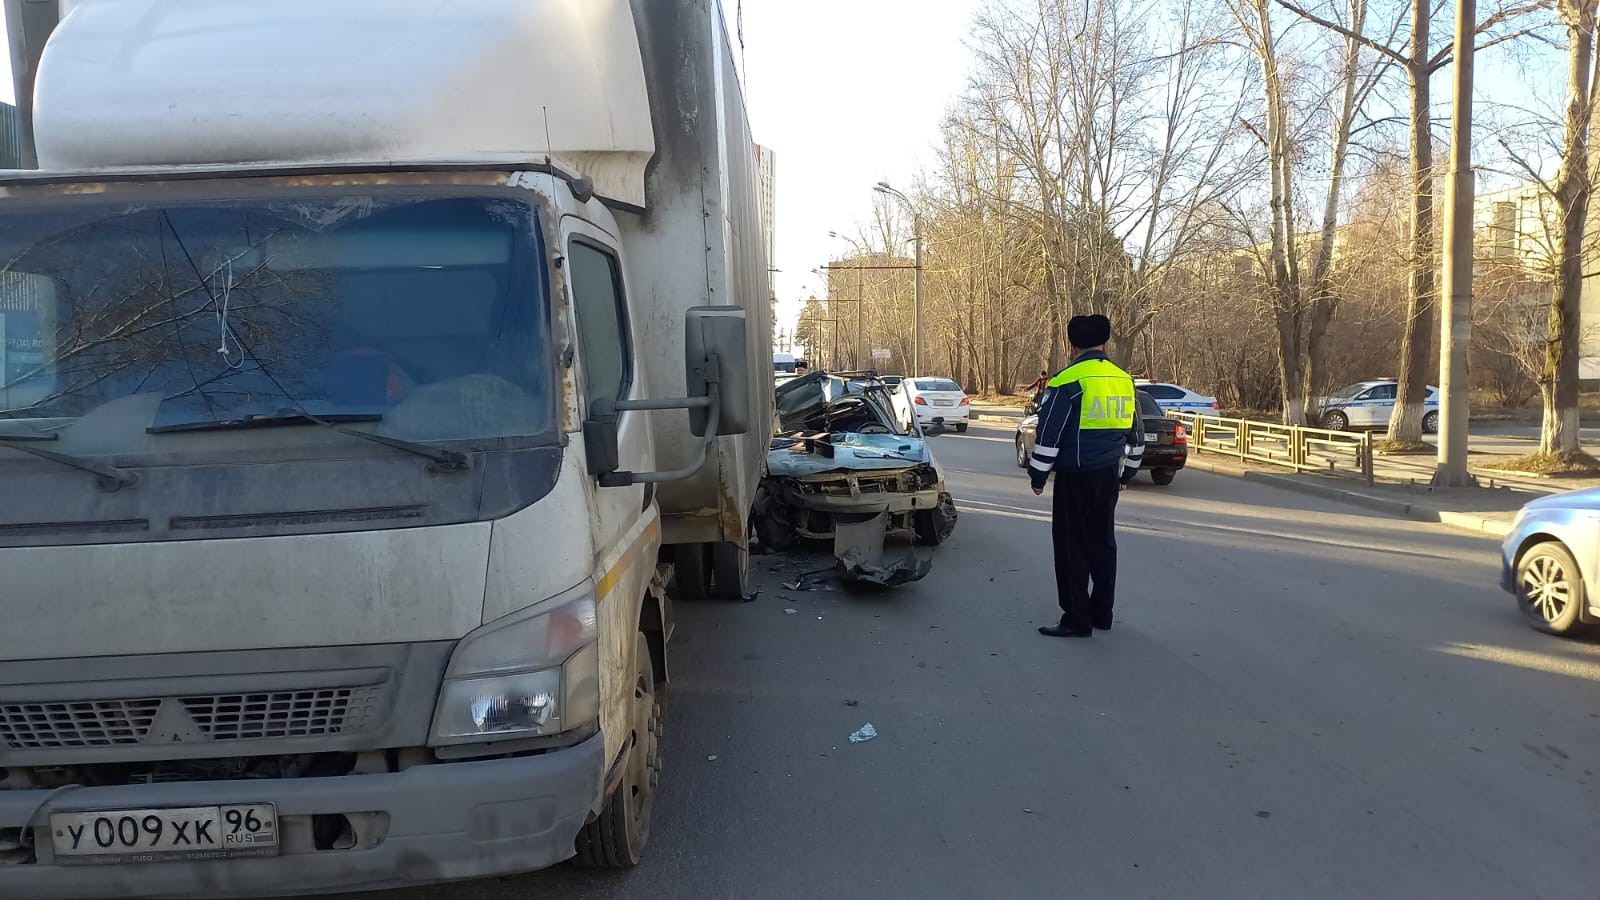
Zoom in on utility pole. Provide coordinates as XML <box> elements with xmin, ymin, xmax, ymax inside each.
<box><xmin>1433</xmin><ymin>0</ymin><xmax>1476</xmax><ymax>487</ymax></box>
<box><xmin>875</xmin><ymin>182</ymin><xmax>923</xmax><ymax>375</ymax></box>
<box><xmin>912</xmin><ymin>215</ymin><xmax>923</xmax><ymax>375</ymax></box>
<box><xmin>826</xmin><ymin>233</ymin><xmax>872</xmax><ymax>369</ymax></box>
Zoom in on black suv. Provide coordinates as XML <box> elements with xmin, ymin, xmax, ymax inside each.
<box><xmin>1014</xmin><ymin>388</ymin><xmax>1188</xmax><ymax>485</ymax></box>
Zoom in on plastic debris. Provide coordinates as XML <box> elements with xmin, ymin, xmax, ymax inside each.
<box><xmin>783</xmin><ymin>580</ymin><xmax>804</xmax><ymax>591</ymax></box>
<box><xmin>707</xmin><ymin>755</ymin><xmax>718</xmax><ymax>761</ymax></box>
<box><xmin>848</xmin><ymin>723</ymin><xmax>878</xmax><ymax>744</ymax></box>
<box><xmin>784</xmin><ymin>608</ymin><xmax>799</xmax><ymax>615</ymax></box>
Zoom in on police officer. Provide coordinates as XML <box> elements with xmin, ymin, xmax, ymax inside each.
<box><xmin>1028</xmin><ymin>315</ymin><xmax>1144</xmax><ymax>638</ymax></box>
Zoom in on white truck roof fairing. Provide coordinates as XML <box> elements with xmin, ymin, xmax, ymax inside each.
<box><xmin>31</xmin><ymin>0</ymin><xmax>657</xmax><ymax>206</ymax></box>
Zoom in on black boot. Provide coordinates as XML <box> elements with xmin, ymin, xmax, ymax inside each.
<box><xmin>1038</xmin><ymin>622</ymin><xmax>1093</xmax><ymax>638</ymax></box>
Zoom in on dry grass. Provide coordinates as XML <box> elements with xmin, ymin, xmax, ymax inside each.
<box><xmin>971</xmin><ymin>392</ymin><xmax>1030</xmax><ymax>408</ymax></box>
<box><xmin>1479</xmin><ymin>450</ymin><xmax>1600</xmax><ymax>477</ymax></box>
<box><xmin>1373</xmin><ymin>438</ymin><xmax>1432</xmax><ymax>454</ymax></box>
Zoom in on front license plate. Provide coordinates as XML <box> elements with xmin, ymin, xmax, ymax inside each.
<box><xmin>51</xmin><ymin>804</ymin><xmax>278</xmax><ymax>864</ymax></box>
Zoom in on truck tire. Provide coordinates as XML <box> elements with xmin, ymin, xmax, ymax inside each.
<box><xmin>673</xmin><ymin>544</ymin><xmax>711</xmax><ymax>602</ymax></box>
<box><xmin>914</xmin><ymin>493</ymin><xmax>958</xmax><ymax>546</ymax></box>
<box><xmin>711</xmin><ymin>541</ymin><xmax>751</xmax><ymax>600</ymax></box>
<box><xmin>574</xmin><ymin>633</ymin><xmax>661</xmax><ymax>869</ymax></box>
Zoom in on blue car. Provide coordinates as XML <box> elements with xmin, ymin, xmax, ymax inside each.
<box><xmin>1502</xmin><ymin>488</ymin><xmax>1600</xmax><ymax>635</ymax></box>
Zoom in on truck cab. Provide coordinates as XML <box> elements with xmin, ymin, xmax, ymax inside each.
<box><xmin>0</xmin><ymin>1</ymin><xmax>770</xmax><ymax>896</ymax></box>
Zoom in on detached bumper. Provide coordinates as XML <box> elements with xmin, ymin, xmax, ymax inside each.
<box><xmin>0</xmin><ymin>733</ymin><xmax>605</xmax><ymax>899</ymax></box>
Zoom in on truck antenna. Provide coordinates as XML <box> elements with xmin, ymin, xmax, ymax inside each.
<box><xmin>541</xmin><ymin>106</ymin><xmax>557</xmax><ymax>196</ymax></box>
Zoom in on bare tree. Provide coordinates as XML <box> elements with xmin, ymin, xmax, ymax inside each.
<box><xmin>1540</xmin><ymin>0</ymin><xmax>1598</xmax><ymax>460</ymax></box>
<box><xmin>1277</xmin><ymin>0</ymin><xmax>1548</xmax><ymax>443</ymax></box>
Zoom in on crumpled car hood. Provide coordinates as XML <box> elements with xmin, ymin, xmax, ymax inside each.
<box><xmin>768</xmin><ymin>432</ymin><xmax>932</xmax><ymax>477</ymax></box>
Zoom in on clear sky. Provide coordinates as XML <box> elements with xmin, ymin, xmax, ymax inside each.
<box><xmin>723</xmin><ymin>0</ymin><xmax>983</xmax><ymax>342</ymax></box>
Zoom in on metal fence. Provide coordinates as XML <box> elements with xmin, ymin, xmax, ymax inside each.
<box><xmin>1169</xmin><ymin>412</ymin><xmax>1375</xmax><ymax>485</ymax></box>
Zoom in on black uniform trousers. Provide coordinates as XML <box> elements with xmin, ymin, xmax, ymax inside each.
<box><xmin>1051</xmin><ymin>464</ymin><xmax>1121</xmax><ymax>629</ymax></box>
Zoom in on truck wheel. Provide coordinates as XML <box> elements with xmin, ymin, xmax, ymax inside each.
<box><xmin>1150</xmin><ymin>468</ymin><xmax>1175</xmax><ymax>485</ymax></box>
<box><xmin>574</xmin><ymin>633</ymin><xmax>660</xmax><ymax>869</ymax></box>
<box><xmin>711</xmin><ymin>541</ymin><xmax>751</xmax><ymax>600</ymax></box>
<box><xmin>673</xmin><ymin>544</ymin><xmax>711</xmax><ymax>602</ymax></box>
<box><xmin>914</xmin><ymin>493</ymin><xmax>958</xmax><ymax>545</ymax></box>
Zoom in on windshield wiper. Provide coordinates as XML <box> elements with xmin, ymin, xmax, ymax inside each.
<box><xmin>149</xmin><ymin>411</ymin><xmax>471</xmax><ymax>472</ymax></box>
<box><xmin>0</xmin><ymin>433</ymin><xmax>140</xmax><ymax>489</ymax></box>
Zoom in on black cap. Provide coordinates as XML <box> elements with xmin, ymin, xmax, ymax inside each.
<box><xmin>1068</xmin><ymin>314</ymin><xmax>1111</xmax><ymax>349</ymax></box>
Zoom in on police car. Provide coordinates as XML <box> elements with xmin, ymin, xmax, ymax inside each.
<box><xmin>1316</xmin><ymin>380</ymin><xmax>1440</xmax><ymax>433</ymax></box>
<box><xmin>1134</xmin><ymin>380</ymin><xmax>1219</xmax><ymax>417</ymax></box>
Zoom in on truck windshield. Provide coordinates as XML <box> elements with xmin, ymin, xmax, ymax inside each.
<box><xmin>0</xmin><ymin>192</ymin><xmax>552</xmax><ymax>454</ymax></box>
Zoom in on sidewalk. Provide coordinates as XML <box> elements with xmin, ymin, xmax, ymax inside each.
<box><xmin>1186</xmin><ymin>456</ymin><xmax>1537</xmax><ymax>538</ymax></box>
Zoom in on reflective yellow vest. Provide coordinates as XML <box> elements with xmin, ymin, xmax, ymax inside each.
<box><xmin>1048</xmin><ymin>357</ymin><xmax>1136</xmax><ymax>431</ymax></box>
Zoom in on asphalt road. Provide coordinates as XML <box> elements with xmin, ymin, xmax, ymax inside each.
<box><xmin>350</xmin><ymin>419</ymin><xmax>1600</xmax><ymax>900</ymax></box>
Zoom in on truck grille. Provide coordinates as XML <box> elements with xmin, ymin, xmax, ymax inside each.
<box><xmin>0</xmin><ymin>699</ymin><xmax>162</xmax><ymax>748</ymax></box>
<box><xmin>0</xmin><ymin>687</ymin><xmax>386</xmax><ymax>749</ymax></box>
<box><xmin>182</xmin><ymin>687</ymin><xmax>384</xmax><ymax>741</ymax></box>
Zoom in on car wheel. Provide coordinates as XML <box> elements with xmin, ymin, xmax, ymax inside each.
<box><xmin>1016</xmin><ymin>436</ymin><xmax>1029</xmax><ymax>469</ymax></box>
<box><xmin>574</xmin><ymin>632</ymin><xmax>661</xmax><ymax>867</ymax></box>
<box><xmin>1423</xmin><ymin>410</ymin><xmax>1440</xmax><ymax>434</ymax></box>
<box><xmin>1517</xmin><ymin>541</ymin><xmax>1587</xmax><ymax>635</ymax></box>
<box><xmin>956</xmin><ymin>423</ymin><xmax>968</xmax><ymax>433</ymax></box>
<box><xmin>1322</xmin><ymin>410</ymin><xmax>1349</xmax><ymax>432</ymax></box>
<box><xmin>914</xmin><ymin>492</ymin><xmax>958</xmax><ymax>546</ymax></box>
<box><xmin>1150</xmin><ymin>468</ymin><xmax>1175</xmax><ymax>485</ymax></box>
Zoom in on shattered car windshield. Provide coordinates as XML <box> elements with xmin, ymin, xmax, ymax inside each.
<box><xmin>0</xmin><ymin>192</ymin><xmax>552</xmax><ymax>456</ymax></box>
<box><xmin>775</xmin><ymin>372</ymin><xmax>909</xmax><ymax>435</ymax></box>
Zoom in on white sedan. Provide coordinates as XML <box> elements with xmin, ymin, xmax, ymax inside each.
<box><xmin>1317</xmin><ymin>380</ymin><xmax>1439</xmax><ymax>433</ymax></box>
<box><xmin>1502</xmin><ymin>487</ymin><xmax>1600</xmax><ymax>635</ymax></box>
<box><xmin>895</xmin><ymin>377</ymin><xmax>971</xmax><ymax>432</ymax></box>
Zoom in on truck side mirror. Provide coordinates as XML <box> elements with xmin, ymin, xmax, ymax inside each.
<box><xmin>686</xmin><ymin>306</ymin><xmax>750</xmax><ymax>436</ymax></box>
<box><xmin>583</xmin><ymin>399</ymin><xmax>621</xmax><ymax>478</ymax></box>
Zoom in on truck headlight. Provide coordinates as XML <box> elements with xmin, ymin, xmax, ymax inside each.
<box><xmin>430</xmin><ymin>583</ymin><xmax>601</xmax><ymax>746</ymax></box>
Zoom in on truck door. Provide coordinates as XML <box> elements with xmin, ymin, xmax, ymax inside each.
<box><xmin>563</xmin><ymin>219</ymin><xmax>652</xmax><ymax>556</ymax></box>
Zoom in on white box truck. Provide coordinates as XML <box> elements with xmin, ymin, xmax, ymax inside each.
<box><xmin>0</xmin><ymin>0</ymin><xmax>771</xmax><ymax>895</ymax></box>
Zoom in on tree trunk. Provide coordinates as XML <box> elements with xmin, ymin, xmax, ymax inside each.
<box><xmin>1387</xmin><ymin>4</ymin><xmax>1435</xmax><ymax>443</ymax></box>
<box><xmin>1252</xmin><ymin>0</ymin><xmax>1307</xmax><ymax>425</ymax></box>
<box><xmin>1303</xmin><ymin>0</ymin><xmax>1367</xmax><ymax>413</ymax></box>
<box><xmin>1542</xmin><ymin>0</ymin><xmax>1598</xmax><ymax>457</ymax></box>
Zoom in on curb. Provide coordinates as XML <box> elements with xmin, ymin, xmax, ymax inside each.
<box><xmin>971</xmin><ymin>405</ymin><xmax>1023</xmax><ymax>420</ymax></box>
<box><xmin>1185</xmin><ymin>456</ymin><xmax>1513</xmax><ymax>538</ymax></box>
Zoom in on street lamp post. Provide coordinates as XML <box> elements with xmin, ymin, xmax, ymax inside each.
<box><xmin>874</xmin><ymin>182</ymin><xmax>922</xmax><ymax>375</ymax></box>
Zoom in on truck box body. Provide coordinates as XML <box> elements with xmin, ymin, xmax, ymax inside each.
<box><xmin>0</xmin><ymin>1</ymin><xmax>768</xmax><ymax>895</ymax></box>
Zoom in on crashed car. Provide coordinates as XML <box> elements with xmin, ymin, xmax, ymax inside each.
<box><xmin>758</xmin><ymin>371</ymin><xmax>958</xmax><ymax>585</ymax></box>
